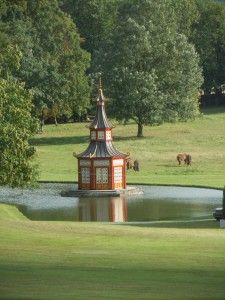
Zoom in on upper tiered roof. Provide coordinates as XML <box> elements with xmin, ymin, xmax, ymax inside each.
<box><xmin>89</xmin><ymin>82</ymin><xmax>112</xmax><ymax>129</ymax></box>
<box><xmin>76</xmin><ymin>80</ymin><xmax>127</xmax><ymax>159</ymax></box>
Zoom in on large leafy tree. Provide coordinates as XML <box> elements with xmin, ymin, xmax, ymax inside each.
<box><xmin>193</xmin><ymin>0</ymin><xmax>225</xmax><ymax>94</ymax></box>
<box><xmin>171</xmin><ymin>0</ymin><xmax>199</xmax><ymax>38</ymax></box>
<box><xmin>0</xmin><ymin>0</ymin><xmax>91</xmax><ymax>122</ymax></box>
<box><xmin>0</xmin><ymin>43</ymin><xmax>38</xmax><ymax>187</ymax></box>
<box><xmin>60</xmin><ymin>0</ymin><xmax>118</xmax><ymax>73</ymax></box>
<box><xmin>98</xmin><ymin>0</ymin><xmax>203</xmax><ymax>137</ymax></box>
<box><xmin>0</xmin><ymin>80</ymin><xmax>38</xmax><ymax>188</ymax></box>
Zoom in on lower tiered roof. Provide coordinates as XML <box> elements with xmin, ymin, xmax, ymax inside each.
<box><xmin>77</xmin><ymin>141</ymin><xmax>127</xmax><ymax>158</ymax></box>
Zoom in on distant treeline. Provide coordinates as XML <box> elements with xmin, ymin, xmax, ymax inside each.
<box><xmin>0</xmin><ymin>0</ymin><xmax>225</xmax><ymax>123</ymax></box>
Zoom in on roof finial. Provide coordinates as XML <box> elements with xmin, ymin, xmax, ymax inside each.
<box><xmin>99</xmin><ymin>76</ymin><xmax>102</xmax><ymax>90</ymax></box>
<box><xmin>98</xmin><ymin>75</ymin><xmax>105</xmax><ymax>104</ymax></box>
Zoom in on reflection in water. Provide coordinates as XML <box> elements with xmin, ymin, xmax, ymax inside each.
<box><xmin>79</xmin><ymin>197</ymin><xmax>127</xmax><ymax>222</ymax></box>
<box><xmin>0</xmin><ymin>184</ymin><xmax>222</xmax><ymax>223</ymax></box>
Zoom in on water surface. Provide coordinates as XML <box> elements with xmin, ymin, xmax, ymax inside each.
<box><xmin>0</xmin><ymin>183</ymin><xmax>222</xmax><ymax>223</ymax></box>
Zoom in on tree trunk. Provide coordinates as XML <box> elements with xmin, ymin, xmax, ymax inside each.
<box><xmin>54</xmin><ymin>116</ymin><xmax>58</xmax><ymax>126</ymax></box>
<box><xmin>137</xmin><ymin>123</ymin><xmax>143</xmax><ymax>137</ymax></box>
<box><xmin>40</xmin><ymin>118</ymin><xmax>45</xmax><ymax>133</ymax></box>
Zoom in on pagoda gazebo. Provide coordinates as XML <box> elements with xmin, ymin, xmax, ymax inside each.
<box><xmin>75</xmin><ymin>84</ymin><xmax>127</xmax><ymax>190</ymax></box>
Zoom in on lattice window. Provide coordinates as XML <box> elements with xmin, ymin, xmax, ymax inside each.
<box><xmin>114</xmin><ymin>167</ymin><xmax>122</xmax><ymax>183</ymax></box>
<box><xmin>81</xmin><ymin>167</ymin><xmax>90</xmax><ymax>183</ymax></box>
<box><xmin>96</xmin><ymin>168</ymin><xmax>108</xmax><ymax>183</ymax></box>
<box><xmin>97</xmin><ymin>131</ymin><xmax>104</xmax><ymax>140</ymax></box>
<box><xmin>91</xmin><ymin>131</ymin><xmax>96</xmax><ymax>140</ymax></box>
<box><xmin>106</xmin><ymin>131</ymin><xmax>112</xmax><ymax>140</ymax></box>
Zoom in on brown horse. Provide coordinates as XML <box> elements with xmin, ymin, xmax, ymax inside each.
<box><xmin>177</xmin><ymin>153</ymin><xmax>192</xmax><ymax>166</ymax></box>
<box><xmin>126</xmin><ymin>158</ymin><xmax>134</xmax><ymax>170</ymax></box>
<box><xmin>126</xmin><ymin>158</ymin><xmax>140</xmax><ymax>171</ymax></box>
<box><xmin>133</xmin><ymin>160</ymin><xmax>140</xmax><ymax>171</ymax></box>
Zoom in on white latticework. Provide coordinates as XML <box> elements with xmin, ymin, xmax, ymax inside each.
<box><xmin>91</xmin><ymin>131</ymin><xmax>96</xmax><ymax>140</ymax></box>
<box><xmin>96</xmin><ymin>168</ymin><xmax>108</xmax><ymax>183</ymax></box>
<box><xmin>106</xmin><ymin>131</ymin><xmax>111</xmax><ymax>140</ymax></box>
<box><xmin>97</xmin><ymin>131</ymin><xmax>104</xmax><ymax>140</ymax></box>
<box><xmin>81</xmin><ymin>167</ymin><xmax>90</xmax><ymax>183</ymax></box>
<box><xmin>114</xmin><ymin>167</ymin><xmax>122</xmax><ymax>183</ymax></box>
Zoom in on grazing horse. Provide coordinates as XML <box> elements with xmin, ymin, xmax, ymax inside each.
<box><xmin>177</xmin><ymin>153</ymin><xmax>192</xmax><ymax>166</ymax></box>
<box><xmin>126</xmin><ymin>158</ymin><xmax>140</xmax><ymax>171</ymax></box>
<box><xmin>126</xmin><ymin>157</ymin><xmax>134</xmax><ymax>170</ymax></box>
<box><xmin>133</xmin><ymin>160</ymin><xmax>140</xmax><ymax>171</ymax></box>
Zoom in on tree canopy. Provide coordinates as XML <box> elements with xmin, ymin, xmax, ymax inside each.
<box><xmin>0</xmin><ymin>0</ymin><xmax>91</xmax><ymax>187</ymax></box>
<box><xmin>0</xmin><ymin>42</ymin><xmax>38</xmax><ymax>187</ymax></box>
<box><xmin>193</xmin><ymin>0</ymin><xmax>225</xmax><ymax>94</ymax></box>
<box><xmin>0</xmin><ymin>0</ymin><xmax>91</xmax><ymax>120</ymax></box>
<box><xmin>98</xmin><ymin>0</ymin><xmax>203</xmax><ymax>136</ymax></box>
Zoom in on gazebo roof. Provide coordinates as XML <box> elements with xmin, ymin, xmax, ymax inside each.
<box><xmin>77</xmin><ymin>81</ymin><xmax>127</xmax><ymax>159</ymax></box>
<box><xmin>76</xmin><ymin>141</ymin><xmax>126</xmax><ymax>158</ymax></box>
<box><xmin>89</xmin><ymin>87</ymin><xmax>112</xmax><ymax>129</ymax></box>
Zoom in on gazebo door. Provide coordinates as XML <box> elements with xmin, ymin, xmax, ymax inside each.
<box><xmin>95</xmin><ymin>167</ymin><xmax>109</xmax><ymax>190</ymax></box>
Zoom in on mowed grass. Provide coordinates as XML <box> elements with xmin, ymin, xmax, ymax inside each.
<box><xmin>32</xmin><ymin>106</ymin><xmax>225</xmax><ymax>187</ymax></box>
<box><xmin>0</xmin><ymin>204</ymin><xmax>225</xmax><ymax>300</ymax></box>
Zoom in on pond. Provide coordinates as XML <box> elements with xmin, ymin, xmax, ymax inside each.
<box><xmin>0</xmin><ymin>183</ymin><xmax>222</xmax><ymax>223</ymax></box>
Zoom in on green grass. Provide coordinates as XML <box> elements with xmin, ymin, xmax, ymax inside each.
<box><xmin>0</xmin><ymin>204</ymin><xmax>225</xmax><ymax>300</ymax></box>
<box><xmin>32</xmin><ymin>106</ymin><xmax>225</xmax><ymax>188</ymax></box>
<box><xmin>1</xmin><ymin>107</ymin><xmax>224</xmax><ymax>299</ymax></box>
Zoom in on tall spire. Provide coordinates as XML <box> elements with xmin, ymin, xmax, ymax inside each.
<box><xmin>99</xmin><ymin>76</ymin><xmax>102</xmax><ymax>90</ymax></box>
<box><xmin>98</xmin><ymin>76</ymin><xmax>105</xmax><ymax>104</ymax></box>
<box><xmin>90</xmin><ymin>77</ymin><xmax>111</xmax><ymax>129</ymax></box>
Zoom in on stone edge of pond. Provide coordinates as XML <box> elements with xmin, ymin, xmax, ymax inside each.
<box><xmin>38</xmin><ymin>181</ymin><xmax>223</xmax><ymax>191</ymax></box>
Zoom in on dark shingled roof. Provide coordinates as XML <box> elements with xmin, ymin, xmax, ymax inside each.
<box><xmin>77</xmin><ymin>85</ymin><xmax>127</xmax><ymax>159</ymax></box>
<box><xmin>77</xmin><ymin>141</ymin><xmax>126</xmax><ymax>158</ymax></box>
<box><xmin>89</xmin><ymin>88</ymin><xmax>112</xmax><ymax>129</ymax></box>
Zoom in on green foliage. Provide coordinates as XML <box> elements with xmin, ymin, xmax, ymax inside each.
<box><xmin>193</xmin><ymin>0</ymin><xmax>225</xmax><ymax>93</ymax></box>
<box><xmin>97</xmin><ymin>0</ymin><xmax>203</xmax><ymax>136</ymax></box>
<box><xmin>60</xmin><ymin>0</ymin><xmax>118</xmax><ymax>56</ymax></box>
<box><xmin>170</xmin><ymin>0</ymin><xmax>199</xmax><ymax>38</ymax></box>
<box><xmin>0</xmin><ymin>0</ymin><xmax>91</xmax><ymax>118</ymax></box>
<box><xmin>0</xmin><ymin>79</ymin><xmax>38</xmax><ymax>187</ymax></box>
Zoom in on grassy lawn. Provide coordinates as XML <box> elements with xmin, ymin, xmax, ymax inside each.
<box><xmin>0</xmin><ymin>204</ymin><xmax>225</xmax><ymax>300</ymax></box>
<box><xmin>31</xmin><ymin>106</ymin><xmax>225</xmax><ymax>188</ymax></box>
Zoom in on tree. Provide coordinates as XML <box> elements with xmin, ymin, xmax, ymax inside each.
<box><xmin>170</xmin><ymin>0</ymin><xmax>199</xmax><ymax>38</ymax></box>
<box><xmin>59</xmin><ymin>0</ymin><xmax>119</xmax><ymax>74</ymax></box>
<box><xmin>0</xmin><ymin>80</ymin><xmax>38</xmax><ymax>188</ymax></box>
<box><xmin>60</xmin><ymin>0</ymin><xmax>118</xmax><ymax>54</ymax></box>
<box><xmin>98</xmin><ymin>0</ymin><xmax>203</xmax><ymax>137</ymax></box>
<box><xmin>0</xmin><ymin>77</ymin><xmax>38</xmax><ymax>187</ymax></box>
<box><xmin>0</xmin><ymin>0</ymin><xmax>91</xmax><ymax>124</ymax></box>
<box><xmin>193</xmin><ymin>0</ymin><xmax>225</xmax><ymax>94</ymax></box>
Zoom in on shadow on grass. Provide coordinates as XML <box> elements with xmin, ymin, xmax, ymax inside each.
<box><xmin>0</xmin><ymin>298</ymin><xmax>47</xmax><ymax>300</ymax></box>
<box><xmin>114</xmin><ymin>135</ymin><xmax>149</xmax><ymax>141</ymax></box>
<box><xmin>202</xmin><ymin>106</ymin><xmax>225</xmax><ymax>115</ymax></box>
<box><xmin>29</xmin><ymin>136</ymin><xmax>88</xmax><ymax>146</ymax></box>
<box><xmin>123</xmin><ymin>219</ymin><xmax>219</xmax><ymax>229</ymax></box>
